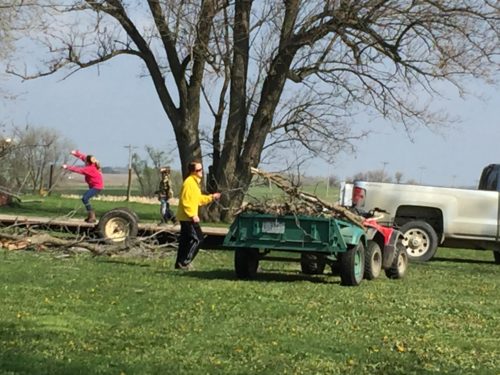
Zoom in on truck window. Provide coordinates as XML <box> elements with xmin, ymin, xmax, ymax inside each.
<box><xmin>478</xmin><ymin>164</ymin><xmax>500</xmax><ymax>192</ymax></box>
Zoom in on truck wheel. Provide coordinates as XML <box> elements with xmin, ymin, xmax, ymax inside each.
<box><xmin>400</xmin><ymin>220</ymin><xmax>438</xmax><ymax>262</ymax></box>
<box><xmin>300</xmin><ymin>253</ymin><xmax>326</xmax><ymax>274</ymax></box>
<box><xmin>234</xmin><ymin>248</ymin><xmax>259</xmax><ymax>279</ymax></box>
<box><xmin>364</xmin><ymin>241</ymin><xmax>382</xmax><ymax>280</ymax></box>
<box><xmin>385</xmin><ymin>241</ymin><xmax>408</xmax><ymax>279</ymax></box>
<box><xmin>339</xmin><ymin>242</ymin><xmax>365</xmax><ymax>286</ymax></box>
<box><xmin>97</xmin><ymin>208</ymin><xmax>139</xmax><ymax>243</ymax></box>
<box><xmin>494</xmin><ymin>251</ymin><xmax>500</xmax><ymax>264</ymax></box>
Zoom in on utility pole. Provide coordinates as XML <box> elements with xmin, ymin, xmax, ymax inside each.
<box><xmin>124</xmin><ymin>144</ymin><xmax>137</xmax><ymax>202</ymax></box>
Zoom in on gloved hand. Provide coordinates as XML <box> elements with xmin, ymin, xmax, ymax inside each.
<box><xmin>62</xmin><ymin>164</ymin><xmax>68</xmax><ymax>169</ymax></box>
<box><xmin>70</xmin><ymin>150</ymin><xmax>78</xmax><ymax>155</ymax></box>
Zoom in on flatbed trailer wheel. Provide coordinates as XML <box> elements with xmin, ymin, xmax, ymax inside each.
<box><xmin>385</xmin><ymin>242</ymin><xmax>408</xmax><ymax>279</ymax></box>
<box><xmin>339</xmin><ymin>242</ymin><xmax>365</xmax><ymax>286</ymax></box>
<box><xmin>97</xmin><ymin>208</ymin><xmax>139</xmax><ymax>243</ymax></box>
<box><xmin>234</xmin><ymin>248</ymin><xmax>259</xmax><ymax>279</ymax></box>
<box><xmin>300</xmin><ymin>253</ymin><xmax>326</xmax><ymax>274</ymax></box>
<box><xmin>364</xmin><ymin>240</ymin><xmax>382</xmax><ymax>280</ymax></box>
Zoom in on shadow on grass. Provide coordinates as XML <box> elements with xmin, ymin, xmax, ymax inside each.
<box><xmin>99</xmin><ymin>258</ymin><xmax>154</xmax><ymax>268</ymax></box>
<box><xmin>0</xmin><ymin>322</ymin><xmax>93</xmax><ymax>375</ymax></box>
<box><xmin>176</xmin><ymin>268</ymin><xmax>340</xmax><ymax>284</ymax></box>
<box><xmin>430</xmin><ymin>257</ymin><xmax>495</xmax><ymax>265</ymax></box>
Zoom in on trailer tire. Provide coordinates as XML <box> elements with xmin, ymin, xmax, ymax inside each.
<box><xmin>300</xmin><ymin>253</ymin><xmax>326</xmax><ymax>274</ymax></box>
<box><xmin>112</xmin><ymin>207</ymin><xmax>140</xmax><ymax>223</ymax></box>
<box><xmin>400</xmin><ymin>220</ymin><xmax>438</xmax><ymax>262</ymax></box>
<box><xmin>97</xmin><ymin>208</ymin><xmax>139</xmax><ymax>243</ymax></box>
<box><xmin>234</xmin><ymin>248</ymin><xmax>259</xmax><ymax>279</ymax></box>
<box><xmin>339</xmin><ymin>242</ymin><xmax>365</xmax><ymax>286</ymax></box>
<box><xmin>385</xmin><ymin>242</ymin><xmax>408</xmax><ymax>279</ymax></box>
<box><xmin>493</xmin><ymin>251</ymin><xmax>500</xmax><ymax>264</ymax></box>
<box><xmin>364</xmin><ymin>241</ymin><xmax>382</xmax><ymax>280</ymax></box>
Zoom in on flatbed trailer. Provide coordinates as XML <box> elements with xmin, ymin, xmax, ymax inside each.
<box><xmin>0</xmin><ymin>212</ymin><xmax>228</xmax><ymax>248</ymax></box>
<box><xmin>223</xmin><ymin>213</ymin><xmax>368</xmax><ymax>286</ymax></box>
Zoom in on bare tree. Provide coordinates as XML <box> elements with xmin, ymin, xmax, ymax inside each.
<box><xmin>394</xmin><ymin>171</ymin><xmax>404</xmax><ymax>184</ymax></box>
<box><xmin>1</xmin><ymin>125</ymin><xmax>74</xmax><ymax>193</ymax></box>
<box><xmin>0</xmin><ymin>1</ymin><xmax>41</xmax><ymax>99</ymax></box>
<box><xmin>352</xmin><ymin>169</ymin><xmax>392</xmax><ymax>183</ymax></box>
<box><xmin>131</xmin><ymin>145</ymin><xmax>178</xmax><ymax>197</ymax></box>
<box><xmin>0</xmin><ymin>0</ymin><xmax>20</xmax><ymax>60</ymax></box>
<box><xmin>6</xmin><ymin>1</ymin><xmax>500</xmax><ymax>220</ymax></box>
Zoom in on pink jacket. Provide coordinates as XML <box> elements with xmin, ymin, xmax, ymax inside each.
<box><xmin>67</xmin><ymin>151</ymin><xmax>104</xmax><ymax>190</ymax></box>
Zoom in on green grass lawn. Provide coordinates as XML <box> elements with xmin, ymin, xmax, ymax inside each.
<box><xmin>0</xmin><ymin>247</ymin><xmax>498</xmax><ymax>375</ymax></box>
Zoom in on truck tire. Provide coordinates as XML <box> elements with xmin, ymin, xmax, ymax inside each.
<box><xmin>400</xmin><ymin>220</ymin><xmax>438</xmax><ymax>262</ymax></box>
<box><xmin>494</xmin><ymin>251</ymin><xmax>500</xmax><ymax>264</ymax></box>
<box><xmin>300</xmin><ymin>253</ymin><xmax>326</xmax><ymax>274</ymax></box>
<box><xmin>339</xmin><ymin>242</ymin><xmax>365</xmax><ymax>286</ymax></box>
<box><xmin>234</xmin><ymin>248</ymin><xmax>259</xmax><ymax>279</ymax></box>
<box><xmin>97</xmin><ymin>208</ymin><xmax>139</xmax><ymax>243</ymax></box>
<box><xmin>385</xmin><ymin>242</ymin><xmax>408</xmax><ymax>279</ymax></box>
<box><xmin>364</xmin><ymin>240</ymin><xmax>382</xmax><ymax>280</ymax></box>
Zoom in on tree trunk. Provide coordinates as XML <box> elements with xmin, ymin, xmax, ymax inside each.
<box><xmin>206</xmin><ymin>1</ymin><xmax>300</xmax><ymax>223</ymax></box>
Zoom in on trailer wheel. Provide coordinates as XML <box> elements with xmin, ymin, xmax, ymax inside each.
<box><xmin>364</xmin><ymin>241</ymin><xmax>382</xmax><ymax>280</ymax></box>
<box><xmin>339</xmin><ymin>242</ymin><xmax>365</xmax><ymax>286</ymax></box>
<box><xmin>97</xmin><ymin>208</ymin><xmax>139</xmax><ymax>243</ymax></box>
<box><xmin>400</xmin><ymin>220</ymin><xmax>438</xmax><ymax>262</ymax></box>
<box><xmin>385</xmin><ymin>242</ymin><xmax>408</xmax><ymax>279</ymax></box>
<box><xmin>111</xmin><ymin>207</ymin><xmax>140</xmax><ymax>223</ymax></box>
<box><xmin>234</xmin><ymin>248</ymin><xmax>259</xmax><ymax>279</ymax></box>
<box><xmin>300</xmin><ymin>253</ymin><xmax>326</xmax><ymax>274</ymax></box>
<box><xmin>493</xmin><ymin>251</ymin><xmax>500</xmax><ymax>264</ymax></box>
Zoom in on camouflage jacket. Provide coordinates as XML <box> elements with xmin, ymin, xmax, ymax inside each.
<box><xmin>158</xmin><ymin>174</ymin><xmax>174</xmax><ymax>199</ymax></box>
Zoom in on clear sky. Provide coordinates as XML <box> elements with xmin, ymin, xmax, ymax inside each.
<box><xmin>1</xmin><ymin>57</ymin><xmax>499</xmax><ymax>188</ymax></box>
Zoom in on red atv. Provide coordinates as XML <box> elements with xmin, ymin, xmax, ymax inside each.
<box><xmin>360</xmin><ymin>208</ymin><xmax>409</xmax><ymax>280</ymax></box>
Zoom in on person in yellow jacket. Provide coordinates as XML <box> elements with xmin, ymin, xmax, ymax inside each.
<box><xmin>175</xmin><ymin>161</ymin><xmax>221</xmax><ymax>270</ymax></box>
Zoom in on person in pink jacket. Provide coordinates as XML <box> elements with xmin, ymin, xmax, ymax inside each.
<box><xmin>63</xmin><ymin>150</ymin><xmax>104</xmax><ymax>223</ymax></box>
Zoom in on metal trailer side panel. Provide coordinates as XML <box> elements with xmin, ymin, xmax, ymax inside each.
<box><xmin>223</xmin><ymin>213</ymin><xmax>365</xmax><ymax>255</ymax></box>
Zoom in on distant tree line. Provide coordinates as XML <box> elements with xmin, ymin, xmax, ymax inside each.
<box><xmin>0</xmin><ymin>124</ymin><xmax>182</xmax><ymax>197</ymax></box>
<box><xmin>0</xmin><ymin>124</ymin><xmax>74</xmax><ymax>195</ymax></box>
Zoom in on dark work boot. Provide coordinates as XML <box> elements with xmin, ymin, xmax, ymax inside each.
<box><xmin>85</xmin><ymin>210</ymin><xmax>96</xmax><ymax>223</ymax></box>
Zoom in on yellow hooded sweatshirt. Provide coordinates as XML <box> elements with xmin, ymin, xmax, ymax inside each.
<box><xmin>176</xmin><ymin>174</ymin><xmax>214</xmax><ymax>221</ymax></box>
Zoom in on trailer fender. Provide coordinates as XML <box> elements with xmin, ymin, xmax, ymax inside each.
<box><xmin>340</xmin><ymin>225</ymin><xmax>367</xmax><ymax>249</ymax></box>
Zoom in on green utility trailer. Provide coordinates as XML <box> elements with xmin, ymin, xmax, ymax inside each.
<box><xmin>223</xmin><ymin>212</ymin><xmax>369</xmax><ymax>286</ymax></box>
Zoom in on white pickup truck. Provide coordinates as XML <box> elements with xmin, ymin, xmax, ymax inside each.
<box><xmin>340</xmin><ymin>164</ymin><xmax>500</xmax><ymax>263</ymax></box>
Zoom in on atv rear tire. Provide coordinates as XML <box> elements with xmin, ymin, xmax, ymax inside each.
<box><xmin>385</xmin><ymin>242</ymin><xmax>408</xmax><ymax>279</ymax></box>
<box><xmin>364</xmin><ymin>240</ymin><xmax>382</xmax><ymax>280</ymax></box>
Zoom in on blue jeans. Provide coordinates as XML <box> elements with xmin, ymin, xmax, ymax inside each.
<box><xmin>82</xmin><ymin>188</ymin><xmax>101</xmax><ymax>211</ymax></box>
<box><xmin>160</xmin><ymin>197</ymin><xmax>176</xmax><ymax>222</ymax></box>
